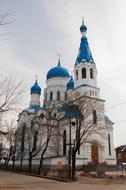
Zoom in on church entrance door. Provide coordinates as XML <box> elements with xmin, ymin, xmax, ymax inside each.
<box><xmin>91</xmin><ymin>143</ymin><xmax>99</xmax><ymax>165</ymax></box>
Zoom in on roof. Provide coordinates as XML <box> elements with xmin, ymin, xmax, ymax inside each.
<box><xmin>67</xmin><ymin>75</ymin><xmax>74</xmax><ymax>90</ymax></box>
<box><xmin>31</xmin><ymin>80</ymin><xmax>41</xmax><ymax>95</ymax></box>
<box><xmin>76</xmin><ymin>37</ymin><xmax>94</xmax><ymax>64</ymax></box>
<box><xmin>116</xmin><ymin>145</ymin><xmax>126</xmax><ymax>151</ymax></box>
<box><xmin>47</xmin><ymin>61</ymin><xmax>70</xmax><ymax>80</ymax></box>
<box><xmin>105</xmin><ymin>115</ymin><xmax>113</xmax><ymax>124</ymax></box>
<box><xmin>80</xmin><ymin>23</ymin><xmax>87</xmax><ymax>32</ymax></box>
<box><xmin>74</xmin><ymin>84</ymin><xmax>99</xmax><ymax>90</ymax></box>
<box><xmin>75</xmin><ymin>22</ymin><xmax>94</xmax><ymax>65</ymax></box>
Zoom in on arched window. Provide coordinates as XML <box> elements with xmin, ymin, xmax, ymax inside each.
<box><xmin>64</xmin><ymin>92</ymin><xmax>67</xmax><ymax>101</ymax></box>
<box><xmin>93</xmin><ymin>110</ymin><xmax>97</xmax><ymax>124</ymax></box>
<box><xmin>76</xmin><ymin>70</ymin><xmax>78</xmax><ymax>80</ymax></box>
<box><xmin>45</xmin><ymin>93</ymin><xmax>47</xmax><ymax>102</ymax></box>
<box><xmin>57</xmin><ymin>91</ymin><xmax>60</xmax><ymax>100</ymax></box>
<box><xmin>82</xmin><ymin>68</ymin><xmax>86</xmax><ymax>78</ymax></box>
<box><xmin>90</xmin><ymin>68</ymin><xmax>94</xmax><ymax>79</ymax></box>
<box><xmin>108</xmin><ymin>134</ymin><xmax>111</xmax><ymax>155</ymax></box>
<box><xmin>90</xmin><ymin>90</ymin><xmax>92</xmax><ymax>96</ymax></box>
<box><xmin>50</xmin><ymin>92</ymin><xmax>53</xmax><ymax>101</ymax></box>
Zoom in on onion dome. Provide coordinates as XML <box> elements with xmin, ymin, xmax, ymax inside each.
<box><xmin>31</xmin><ymin>80</ymin><xmax>41</xmax><ymax>95</ymax></box>
<box><xmin>80</xmin><ymin>19</ymin><xmax>87</xmax><ymax>32</ymax></box>
<box><xmin>47</xmin><ymin>58</ymin><xmax>70</xmax><ymax>80</ymax></box>
<box><xmin>75</xmin><ymin>20</ymin><xmax>94</xmax><ymax>65</ymax></box>
<box><xmin>67</xmin><ymin>75</ymin><xmax>74</xmax><ymax>90</ymax></box>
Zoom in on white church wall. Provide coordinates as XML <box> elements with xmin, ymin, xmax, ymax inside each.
<box><xmin>45</xmin><ymin>86</ymin><xmax>66</xmax><ymax>102</ymax></box>
<box><xmin>74</xmin><ymin>62</ymin><xmax>97</xmax><ymax>89</ymax></box>
<box><xmin>47</xmin><ymin>77</ymin><xmax>69</xmax><ymax>87</ymax></box>
<box><xmin>73</xmin><ymin>87</ymin><xmax>100</xmax><ymax>100</ymax></box>
<box><xmin>30</xmin><ymin>94</ymin><xmax>40</xmax><ymax>106</ymax></box>
<box><xmin>104</xmin><ymin>126</ymin><xmax>116</xmax><ymax>165</ymax></box>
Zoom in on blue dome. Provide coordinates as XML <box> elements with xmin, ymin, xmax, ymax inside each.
<box><xmin>47</xmin><ymin>61</ymin><xmax>70</xmax><ymax>80</ymax></box>
<box><xmin>80</xmin><ymin>20</ymin><xmax>87</xmax><ymax>32</ymax></box>
<box><xmin>80</xmin><ymin>23</ymin><xmax>87</xmax><ymax>32</ymax></box>
<box><xmin>31</xmin><ymin>80</ymin><xmax>41</xmax><ymax>95</ymax></box>
<box><xmin>67</xmin><ymin>76</ymin><xmax>74</xmax><ymax>90</ymax></box>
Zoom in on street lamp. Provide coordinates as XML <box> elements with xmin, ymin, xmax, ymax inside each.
<box><xmin>67</xmin><ymin>120</ymin><xmax>76</xmax><ymax>180</ymax></box>
<box><xmin>61</xmin><ymin>103</ymin><xmax>82</xmax><ymax>180</ymax></box>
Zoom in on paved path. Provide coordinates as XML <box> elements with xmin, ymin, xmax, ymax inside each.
<box><xmin>0</xmin><ymin>171</ymin><xmax>126</xmax><ymax>190</ymax></box>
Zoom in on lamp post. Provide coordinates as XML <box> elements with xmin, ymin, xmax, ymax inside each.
<box><xmin>69</xmin><ymin>120</ymin><xmax>76</xmax><ymax>180</ymax></box>
<box><xmin>68</xmin><ymin>118</ymin><xmax>72</xmax><ymax>180</ymax></box>
<box><xmin>67</xmin><ymin>119</ymin><xmax>76</xmax><ymax>180</ymax></box>
<box><xmin>61</xmin><ymin>103</ymin><xmax>81</xmax><ymax>180</ymax></box>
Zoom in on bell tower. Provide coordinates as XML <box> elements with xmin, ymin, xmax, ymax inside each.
<box><xmin>74</xmin><ymin>19</ymin><xmax>99</xmax><ymax>98</ymax></box>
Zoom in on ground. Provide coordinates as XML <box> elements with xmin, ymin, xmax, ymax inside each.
<box><xmin>1</xmin><ymin>171</ymin><xmax>126</xmax><ymax>190</ymax></box>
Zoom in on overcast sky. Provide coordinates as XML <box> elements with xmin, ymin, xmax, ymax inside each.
<box><xmin>0</xmin><ymin>0</ymin><xmax>126</xmax><ymax>147</ymax></box>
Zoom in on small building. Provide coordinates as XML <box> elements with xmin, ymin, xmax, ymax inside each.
<box><xmin>116</xmin><ymin>145</ymin><xmax>126</xmax><ymax>163</ymax></box>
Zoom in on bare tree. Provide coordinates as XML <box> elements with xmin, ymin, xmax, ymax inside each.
<box><xmin>26</xmin><ymin>108</ymin><xmax>58</xmax><ymax>175</ymax></box>
<box><xmin>0</xmin><ymin>0</ymin><xmax>14</xmax><ymax>41</ymax></box>
<box><xmin>0</xmin><ymin>75</ymin><xmax>25</xmax><ymax>137</ymax></box>
<box><xmin>8</xmin><ymin>124</ymin><xmax>25</xmax><ymax>170</ymax></box>
<box><xmin>38</xmin><ymin>109</ymin><xmax>59</xmax><ymax>175</ymax></box>
<box><xmin>61</xmin><ymin>97</ymin><xmax>104</xmax><ymax>179</ymax></box>
<box><xmin>0</xmin><ymin>13</ymin><xmax>12</xmax><ymax>26</ymax></box>
<box><xmin>0</xmin><ymin>119</ymin><xmax>17</xmax><ymax>166</ymax></box>
<box><xmin>0</xmin><ymin>75</ymin><xmax>25</xmax><ymax>114</ymax></box>
<box><xmin>19</xmin><ymin>123</ymin><xmax>26</xmax><ymax>170</ymax></box>
<box><xmin>16</xmin><ymin>107</ymin><xmax>59</xmax><ymax>174</ymax></box>
<box><xmin>11</xmin><ymin>129</ymin><xmax>19</xmax><ymax>169</ymax></box>
<box><xmin>26</xmin><ymin>115</ymin><xmax>43</xmax><ymax>173</ymax></box>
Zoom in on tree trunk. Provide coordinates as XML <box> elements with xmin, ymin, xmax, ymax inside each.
<box><xmin>20</xmin><ymin>153</ymin><xmax>23</xmax><ymax>171</ymax></box>
<box><xmin>38</xmin><ymin>152</ymin><xmax>44</xmax><ymax>175</ymax></box>
<box><xmin>6</xmin><ymin>154</ymin><xmax>11</xmax><ymax>168</ymax></box>
<box><xmin>29</xmin><ymin>156</ymin><xmax>32</xmax><ymax>173</ymax></box>
<box><xmin>72</xmin><ymin>149</ymin><xmax>76</xmax><ymax>180</ymax></box>
<box><xmin>12</xmin><ymin>158</ymin><xmax>15</xmax><ymax>169</ymax></box>
<box><xmin>6</xmin><ymin>146</ymin><xmax>13</xmax><ymax>168</ymax></box>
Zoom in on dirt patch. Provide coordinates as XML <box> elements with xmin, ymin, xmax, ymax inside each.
<box><xmin>78</xmin><ymin>175</ymin><xmax>126</xmax><ymax>185</ymax></box>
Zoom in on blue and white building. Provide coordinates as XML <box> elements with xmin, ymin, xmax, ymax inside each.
<box><xmin>18</xmin><ymin>21</ymin><xmax>116</xmax><ymax>168</ymax></box>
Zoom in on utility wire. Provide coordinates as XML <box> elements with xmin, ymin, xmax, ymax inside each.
<box><xmin>106</xmin><ymin>101</ymin><xmax>126</xmax><ymax>110</ymax></box>
<box><xmin>114</xmin><ymin>119</ymin><xmax>126</xmax><ymax>124</ymax></box>
<box><xmin>105</xmin><ymin>101</ymin><xmax>126</xmax><ymax>125</ymax></box>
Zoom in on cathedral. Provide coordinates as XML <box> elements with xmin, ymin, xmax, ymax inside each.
<box><xmin>17</xmin><ymin>20</ymin><xmax>116</xmax><ymax>169</ymax></box>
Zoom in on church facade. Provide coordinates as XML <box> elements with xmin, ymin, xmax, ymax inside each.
<box><xmin>17</xmin><ymin>21</ymin><xmax>116</xmax><ymax>168</ymax></box>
